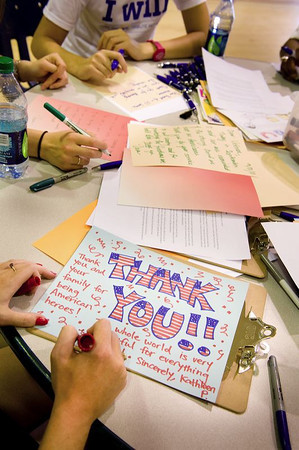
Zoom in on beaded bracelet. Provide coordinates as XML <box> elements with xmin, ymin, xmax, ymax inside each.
<box><xmin>37</xmin><ymin>131</ymin><xmax>48</xmax><ymax>160</ymax></box>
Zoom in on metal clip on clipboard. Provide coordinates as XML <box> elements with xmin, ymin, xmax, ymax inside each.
<box><xmin>227</xmin><ymin>219</ymin><xmax>277</xmax><ymax>373</ymax></box>
<box><xmin>226</xmin><ymin>309</ymin><xmax>276</xmax><ymax>374</ymax></box>
<box><xmin>248</xmin><ymin>217</ymin><xmax>272</xmax><ymax>255</ymax></box>
<box><xmin>236</xmin><ymin>310</ymin><xmax>276</xmax><ymax>373</ymax></box>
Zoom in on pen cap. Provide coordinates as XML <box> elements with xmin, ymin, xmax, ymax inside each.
<box><xmin>283</xmin><ymin>93</ymin><xmax>299</xmax><ymax>164</ymax></box>
<box><xmin>44</xmin><ymin>102</ymin><xmax>65</xmax><ymax>122</ymax></box>
<box><xmin>77</xmin><ymin>333</ymin><xmax>95</xmax><ymax>352</ymax></box>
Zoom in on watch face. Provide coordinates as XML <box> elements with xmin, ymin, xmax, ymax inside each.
<box><xmin>153</xmin><ymin>48</ymin><xmax>165</xmax><ymax>61</ymax></box>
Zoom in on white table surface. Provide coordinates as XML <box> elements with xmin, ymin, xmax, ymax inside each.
<box><xmin>0</xmin><ymin>59</ymin><xmax>298</xmax><ymax>450</ymax></box>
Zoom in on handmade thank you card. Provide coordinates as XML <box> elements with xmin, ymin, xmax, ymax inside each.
<box><xmin>31</xmin><ymin>227</ymin><xmax>249</xmax><ymax>406</ymax></box>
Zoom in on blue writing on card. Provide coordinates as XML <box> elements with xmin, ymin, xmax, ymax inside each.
<box><xmin>32</xmin><ymin>227</ymin><xmax>249</xmax><ymax>403</ymax></box>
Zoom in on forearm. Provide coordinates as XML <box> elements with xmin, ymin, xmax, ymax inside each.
<box><xmin>32</xmin><ymin>37</ymin><xmax>83</xmax><ymax>79</ymax></box>
<box><xmin>132</xmin><ymin>30</ymin><xmax>207</xmax><ymax>61</ymax></box>
<box><xmin>39</xmin><ymin>403</ymin><xmax>92</xmax><ymax>450</ymax></box>
<box><xmin>161</xmin><ymin>31</ymin><xmax>208</xmax><ymax>59</ymax></box>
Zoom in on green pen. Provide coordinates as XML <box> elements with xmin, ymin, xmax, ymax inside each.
<box><xmin>43</xmin><ymin>102</ymin><xmax>111</xmax><ymax>156</ymax></box>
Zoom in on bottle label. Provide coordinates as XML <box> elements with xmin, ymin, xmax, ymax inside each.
<box><xmin>0</xmin><ymin>129</ymin><xmax>28</xmax><ymax>165</ymax></box>
<box><xmin>205</xmin><ymin>29</ymin><xmax>229</xmax><ymax>57</ymax></box>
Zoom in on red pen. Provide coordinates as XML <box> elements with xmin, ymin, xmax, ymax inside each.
<box><xmin>77</xmin><ymin>332</ymin><xmax>95</xmax><ymax>352</ymax></box>
<box><xmin>14</xmin><ymin>275</ymin><xmax>41</xmax><ymax>296</ymax></box>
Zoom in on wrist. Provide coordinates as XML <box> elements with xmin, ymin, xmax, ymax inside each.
<box><xmin>137</xmin><ymin>42</ymin><xmax>160</xmax><ymax>61</ymax></box>
<box><xmin>38</xmin><ymin>131</ymin><xmax>49</xmax><ymax>161</ymax></box>
<box><xmin>146</xmin><ymin>40</ymin><xmax>165</xmax><ymax>61</ymax></box>
<box><xmin>52</xmin><ymin>396</ymin><xmax>96</xmax><ymax>429</ymax></box>
<box><xmin>40</xmin><ymin>401</ymin><xmax>92</xmax><ymax>450</ymax></box>
<box><xmin>14</xmin><ymin>60</ymin><xmax>33</xmax><ymax>82</ymax></box>
<box><xmin>13</xmin><ymin>59</ymin><xmax>21</xmax><ymax>81</ymax></box>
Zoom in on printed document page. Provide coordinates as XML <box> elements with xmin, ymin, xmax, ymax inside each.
<box><xmin>89</xmin><ymin>170</ymin><xmax>250</xmax><ymax>261</ymax></box>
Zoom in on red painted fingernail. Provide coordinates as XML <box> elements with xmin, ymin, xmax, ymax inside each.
<box><xmin>36</xmin><ymin>263</ymin><xmax>43</xmax><ymax>266</ymax></box>
<box><xmin>35</xmin><ymin>316</ymin><xmax>49</xmax><ymax>326</ymax></box>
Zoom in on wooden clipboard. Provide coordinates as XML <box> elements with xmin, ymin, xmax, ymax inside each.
<box><xmin>32</xmin><ymin>205</ymin><xmax>268</xmax><ymax>413</ymax></box>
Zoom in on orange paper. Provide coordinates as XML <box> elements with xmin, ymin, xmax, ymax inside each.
<box><xmin>33</xmin><ymin>201</ymin><xmax>95</xmax><ymax>265</ymax></box>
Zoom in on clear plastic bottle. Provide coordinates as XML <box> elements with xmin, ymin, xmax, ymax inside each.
<box><xmin>204</xmin><ymin>0</ymin><xmax>235</xmax><ymax>57</ymax></box>
<box><xmin>0</xmin><ymin>56</ymin><xmax>29</xmax><ymax>179</ymax></box>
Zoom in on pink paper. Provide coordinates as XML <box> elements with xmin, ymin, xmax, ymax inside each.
<box><xmin>28</xmin><ymin>95</ymin><xmax>134</xmax><ymax>161</ymax></box>
<box><xmin>119</xmin><ymin>149</ymin><xmax>263</xmax><ymax>217</ymax></box>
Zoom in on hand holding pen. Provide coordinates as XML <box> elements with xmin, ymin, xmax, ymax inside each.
<box><xmin>111</xmin><ymin>49</ymin><xmax>125</xmax><ymax>71</ymax></box>
<box><xmin>44</xmin><ymin>102</ymin><xmax>111</xmax><ymax>156</ymax></box>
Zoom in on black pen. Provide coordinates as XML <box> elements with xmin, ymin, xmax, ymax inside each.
<box><xmin>29</xmin><ymin>167</ymin><xmax>88</xmax><ymax>192</ymax></box>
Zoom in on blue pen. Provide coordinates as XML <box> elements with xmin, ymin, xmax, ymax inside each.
<box><xmin>268</xmin><ymin>356</ymin><xmax>292</xmax><ymax>450</ymax></box>
<box><xmin>183</xmin><ymin>91</ymin><xmax>197</xmax><ymax>114</ymax></box>
<box><xmin>111</xmin><ymin>49</ymin><xmax>124</xmax><ymax>71</ymax></box>
<box><xmin>91</xmin><ymin>160</ymin><xmax>122</xmax><ymax>171</ymax></box>
<box><xmin>155</xmin><ymin>74</ymin><xmax>185</xmax><ymax>91</ymax></box>
<box><xmin>278</xmin><ymin>211</ymin><xmax>299</xmax><ymax>222</ymax></box>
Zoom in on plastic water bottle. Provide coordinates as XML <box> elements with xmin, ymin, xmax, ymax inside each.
<box><xmin>205</xmin><ymin>0</ymin><xmax>235</xmax><ymax>57</ymax></box>
<box><xmin>0</xmin><ymin>56</ymin><xmax>29</xmax><ymax>179</ymax></box>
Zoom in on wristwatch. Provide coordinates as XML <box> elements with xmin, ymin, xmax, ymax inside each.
<box><xmin>147</xmin><ymin>40</ymin><xmax>165</xmax><ymax>62</ymax></box>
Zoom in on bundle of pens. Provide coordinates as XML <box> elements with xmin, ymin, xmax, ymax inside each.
<box><xmin>155</xmin><ymin>56</ymin><xmax>207</xmax><ymax>119</ymax></box>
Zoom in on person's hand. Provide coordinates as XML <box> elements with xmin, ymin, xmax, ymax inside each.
<box><xmin>0</xmin><ymin>260</ymin><xmax>55</xmax><ymax>327</ymax></box>
<box><xmin>18</xmin><ymin>53</ymin><xmax>68</xmax><ymax>89</ymax></box>
<box><xmin>40</xmin><ymin>131</ymin><xmax>108</xmax><ymax>171</ymax></box>
<box><xmin>75</xmin><ymin>50</ymin><xmax>127</xmax><ymax>85</ymax></box>
<box><xmin>98</xmin><ymin>29</ymin><xmax>147</xmax><ymax>61</ymax></box>
<box><xmin>280</xmin><ymin>39</ymin><xmax>299</xmax><ymax>83</ymax></box>
<box><xmin>50</xmin><ymin>319</ymin><xmax>127</xmax><ymax>423</ymax></box>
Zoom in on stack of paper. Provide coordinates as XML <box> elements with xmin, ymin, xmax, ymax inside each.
<box><xmin>201</xmin><ymin>49</ymin><xmax>294</xmax><ymax>144</ymax></box>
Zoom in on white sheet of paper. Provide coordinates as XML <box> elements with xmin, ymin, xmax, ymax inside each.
<box><xmin>88</xmin><ymin>170</ymin><xmax>250</xmax><ymax>261</ymax></box>
<box><xmin>188</xmin><ymin>258</ymin><xmax>242</xmax><ymax>278</ymax></box>
<box><xmin>262</xmin><ymin>222</ymin><xmax>299</xmax><ymax>288</ymax></box>
<box><xmin>202</xmin><ymin>49</ymin><xmax>294</xmax><ymax>114</ymax></box>
<box><xmin>91</xmin><ymin>65</ymin><xmax>187</xmax><ymax>121</ymax></box>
